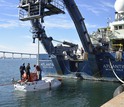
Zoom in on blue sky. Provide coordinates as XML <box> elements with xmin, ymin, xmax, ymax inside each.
<box><xmin>0</xmin><ymin>0</ymin><xmax>115</xmax><ymax>54</ymax></box>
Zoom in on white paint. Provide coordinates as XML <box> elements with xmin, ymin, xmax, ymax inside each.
<box><xmin>14</xmin><ymin>77</ymin><xmax>61</xmax><ymax>92</ymax></box>
<box><xmin>114</xmin><ymin>0</ymin><xmax>124</xmax><ymax>13</ymax></box>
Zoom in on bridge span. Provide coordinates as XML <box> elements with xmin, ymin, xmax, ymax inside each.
<box><xmin>0</xmin><ymin>51</ymin><xmax>37</xmax><ymax>59</ymax></box>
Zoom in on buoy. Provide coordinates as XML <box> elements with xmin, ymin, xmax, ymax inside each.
<box><xmin>113</xmin><ymin>84</ymin><xmax>124</xmax><ymax>97</ymax></box>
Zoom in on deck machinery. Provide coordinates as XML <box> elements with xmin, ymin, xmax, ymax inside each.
<box><xmin>18</xmin><ymin>0</ymin><xmax>99</xmax><ymax>77</ymax></box>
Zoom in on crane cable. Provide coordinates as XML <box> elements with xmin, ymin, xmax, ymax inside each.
<box><xmin>109</xmin><ymin>59</ymin><xmax>124</xmax><ymax>84</ymax></box>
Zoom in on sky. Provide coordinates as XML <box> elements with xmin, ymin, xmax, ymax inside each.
<box><xmin>0</xmin><ymin>0</ymin><xmax>116</xmax><ymax>55</ymax></box>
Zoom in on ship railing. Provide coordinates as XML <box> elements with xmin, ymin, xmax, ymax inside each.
<box><xmin>18</xmin><ymin>0</ymin><xmax>65</xmax><ymax>21</ymax></box>
<box><xmin>50</xmin><ymin>0</ymin><xmax>64</xmax><ymax>11</ymax></box>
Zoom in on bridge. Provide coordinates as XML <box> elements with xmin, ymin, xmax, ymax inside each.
<box><xmin>0</xmin><ymin>51</ymin><xmax>37</xmax><ymax>59</ymax></box>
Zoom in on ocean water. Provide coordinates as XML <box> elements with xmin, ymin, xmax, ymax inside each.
<box><xmin>0</xmin><ymin>59</ymin><xmax>120</xmax><ymax>107</ymax></box>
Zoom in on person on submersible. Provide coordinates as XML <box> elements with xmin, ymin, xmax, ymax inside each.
<box><xmin>34</xmin><ymin>65</ymin><xmax>42</xmax><ymax>80</ymax></box>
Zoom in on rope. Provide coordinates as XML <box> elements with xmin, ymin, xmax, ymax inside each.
<box><xmin>109</xmin><ymin>59</ymin><xmax>124</xmax><ymax>84</ymax></box>
<box><xmin>0</xmin><ymin>83</ymin><xmax>13</xmax><ymax>86</ymax></box>
<box><xmin>0</xmin><ymin>79</ymin><xmax>17</xmax><ymax>86</ymax></box>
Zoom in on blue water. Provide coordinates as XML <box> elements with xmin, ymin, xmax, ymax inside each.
<box><xmin>0</xmin><ymin>59</ymin><xmax>120</xmax><ymax>107</ymax></box>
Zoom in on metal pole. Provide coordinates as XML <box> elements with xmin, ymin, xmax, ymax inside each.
<box><xmin>37</xmin><ymin>39</ymin><xmax>40</xmax><ymax>66</ymax></box>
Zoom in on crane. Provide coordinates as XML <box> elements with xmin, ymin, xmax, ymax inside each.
<box><xmin>18</xmin><ymin>0</ymin><xmax>99</xmax><ymax>76</ymax></box>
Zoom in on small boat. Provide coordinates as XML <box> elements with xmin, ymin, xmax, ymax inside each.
<box><xmin>14</xmin><ymin>73</ymin><xmax>61</xmax><ymax>92</ymax></box>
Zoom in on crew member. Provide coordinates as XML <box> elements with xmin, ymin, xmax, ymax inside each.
<box><xmin>19</xmin><ymin>65</ymin><xmax>24</xmax><ymax>80</ymax></box>
<box><xmin>81</xmin><ymin>47</ymin><xmax>84</xmax><ymax>56</ymax></box>
<box><xmin>22</xmin><ymin>63</ymin><xmax>25</xmax><ymax>72</ymax></box>
<box><xmin>115</xmin><ymin>48</ymin><xmax>122</xmax><ymax>61</ymax></box>
<box><xmin>25</xmin><ymin>63</ymin><xmax>31</xmax><ymax>80</ymax></box>
<box><xmin>34</xmin><ymin>65</ymin><xmax>42</xmax><ymax>80</ymax></box>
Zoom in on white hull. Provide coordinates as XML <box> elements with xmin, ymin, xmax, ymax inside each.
<box><xmin>14</xmin><ymin>77</ymin><xmax>61</xmax><ymax>92</ymax></box>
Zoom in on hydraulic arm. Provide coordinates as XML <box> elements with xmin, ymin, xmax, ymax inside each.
<box><xmin>62</xmin><ymin>0</ymin><xmax>93</xmax><ymax>53</ymax></box>
<box><xmin>18</xmin><ymin>0</ymin><xmax>78</xmax><ymax>56</ymax></box>
<box><xmin>18</xmin><ymin>0</ymin><xmax>98</xmax><ymax>75</ymax></box>
<box><xmin>18</xmin><ymin>0</ymin><xmax>93</xmax><ymax>53</ymax></box>
<box><xmin>30</xmin><ymin>19</ymin><xmax>55</xmax><ymax>55</ymax></box>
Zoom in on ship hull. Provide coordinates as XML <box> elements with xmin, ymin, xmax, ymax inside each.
<box><xmin>96</xmin><ymin>52</ymin><xmax>124</xmax><ymax>78</ymax></box>
<box><xmin>39</xmin><ymin>53</ymin><xmax>124</xmax><ymax>82</ymax></box>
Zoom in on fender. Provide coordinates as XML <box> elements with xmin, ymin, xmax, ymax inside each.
<box><xmin>113</xmin><ymin>84</ymin><xmax>124</xmax><ymax>97</ymax></box>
